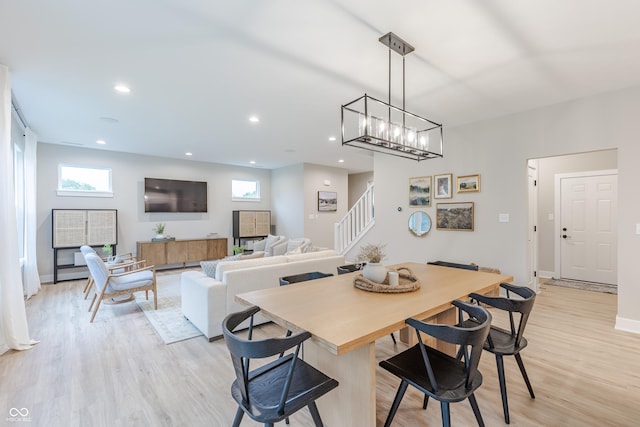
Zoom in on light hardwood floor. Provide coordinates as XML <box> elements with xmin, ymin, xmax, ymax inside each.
<box><xmin>1</xmin><ymin>274</ymin><xmax>640</xmax><ymax>426</ymax></box>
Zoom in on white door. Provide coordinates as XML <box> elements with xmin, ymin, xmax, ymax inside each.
<box><xmin>560</xmin><ymin>174</ymin><xmax>617</xmax><ymax>284</ymax></box>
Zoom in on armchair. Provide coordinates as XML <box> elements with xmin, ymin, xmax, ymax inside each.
<box><xmin>80</xmin><ymin>245</ymin><xmax>138</xmax><ymax>299</ymax></box>
<box><xmin>84</xmin><ymin>253</ymin><xmax>157</xmax><ymax>323</ymax></box>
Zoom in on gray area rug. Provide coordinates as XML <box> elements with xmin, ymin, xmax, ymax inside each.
<box><xmin>135</xmin><ymin>274</ymin><xmax>203</xmax><ymax>344</ymax></box>
<box><xmin>545</xmin><ymin>278</ymin><xmax>617</xmax><ymax>294</ymax></box>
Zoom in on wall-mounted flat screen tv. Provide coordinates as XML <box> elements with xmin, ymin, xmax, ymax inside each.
<box><xmin>144</xmin><ymin>178</ymin><xmax>208</xmax><ymax>213</ymax></box>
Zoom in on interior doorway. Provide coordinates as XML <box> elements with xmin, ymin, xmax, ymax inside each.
<box><xmin>527</xmin><ymin>149</ymin><xmax>618</xmax><ymax>288</ymax></box>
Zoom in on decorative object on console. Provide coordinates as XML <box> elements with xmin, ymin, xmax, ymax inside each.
<box><xmin>341</xmin><ymin>32</ymin><xmax>443</xmax><ymax>161</ymax></box>
<box><xmin>102</xmin><ymin>243</ymin><xmax>112</xmax><ymax>257</ymax></box>
<box><xmin>409</xmin><ymin>176</ymin><xmax>431</xmax><ymax>207</ymax></box>
<box><xmin>356</xmin><ymin>242</ymin><xmax>387</xmax><ymax>283</ymax></box>
<box><xmin>153</xmin><ymin>223</ymin><xmax>166</xmax><ymax>239</ymax></box>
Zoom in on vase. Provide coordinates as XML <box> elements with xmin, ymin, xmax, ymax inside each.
<box><xmin>156</xmin><ymin>234</ymin><xmax>165</xmax><ymax>239</ymax></box>
<box><xmin>363</xmin><ymin>262</ymin><xmax>387</xmax><ymax>283</ymax></box>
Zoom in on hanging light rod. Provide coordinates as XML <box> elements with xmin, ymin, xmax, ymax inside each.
<box><xmin>341</xmin><ymin>32</ymin><xmax>443</xmax><ymax>161</ymax></box>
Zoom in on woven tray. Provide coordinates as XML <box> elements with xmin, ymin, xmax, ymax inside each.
<box><xmin>353</xmin><ymin>267</ymin><xmax>421</xmax><ymax>293</ymax></box>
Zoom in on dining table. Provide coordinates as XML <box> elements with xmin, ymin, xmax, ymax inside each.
<box><xmin>235</xmin><ymin>261</ymin><xmax>513</xmax><ymax>427</ymax></box>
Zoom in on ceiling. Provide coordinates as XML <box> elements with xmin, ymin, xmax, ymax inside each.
<box><xmin>2</xmin><ymin>1</ymin><xmax>640</xmax><ymax>174</ymax></box>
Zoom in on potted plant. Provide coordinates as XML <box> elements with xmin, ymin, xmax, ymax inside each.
<box><xmin>102</xmin><ymin>243</ymin><xmax>113</xmax><ymax>261</ymax></box>
<box><xmin>232</xmin><ymin>245</ymin><xmax>246</xmax><ymax>255</ymax></box>
<box><xmin>153</xmin><ymin>223</ymin><xmax>166</xmax><ymax>239</ymax></box>
<box><xmin>356</xmin><ymin>242</ymin><xmax>387</xmax><ymax>283</ymax></box>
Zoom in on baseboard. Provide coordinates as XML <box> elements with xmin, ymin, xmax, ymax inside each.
<box><xmin>615</xmin><ymin>316</ymin><xmax>640</xmax><ymax>335</ymax></box>
<box><xmin>538</xmin><ymin>270</ymin><xmax>554</xmax><ymax>280</ymax></box>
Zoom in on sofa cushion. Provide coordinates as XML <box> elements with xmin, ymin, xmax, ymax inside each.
<box><xmin>285</xmin><ymin>249</ymin><xmax>338</xmax><ymax>262</ymax></box>
<box><xmin>215</xmin><ymin>255</ymin><xmax>286</xmax><ymax>281</ymax></box>
<box><xmin>239</xmin><ymin>251</ymin><xmax>265</xmax><ymax>260</ymax></box>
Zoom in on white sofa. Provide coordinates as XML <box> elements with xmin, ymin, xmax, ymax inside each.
<box><xmin>181</xmin><ymin>249</ymin><xmax>345</xmax><ymax>340</ymax></box>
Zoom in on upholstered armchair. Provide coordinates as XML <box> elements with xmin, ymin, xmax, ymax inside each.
<box><xmin>84</xmin><ymin>252</ymin><xmax>157</xmax><ymax>322</ymax></box>
<box><xmin>80</xmin><ymin>245</ymin><xmax>138</xmax><ymax>299</ymax></box>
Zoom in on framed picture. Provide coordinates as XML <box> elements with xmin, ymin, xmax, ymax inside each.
<box><xmin>436</xmin><ymin>202</ymin><xmax>474</xmax><ymax>231</ymax></box>
<box><xmin>434</xmin><ymin>173</ymin><xmax>453</xmax><ymax>199</ymax></box>
<box><xmin>318</xmin><ymin>191</ymin><xmax>337</xmax><ymax>211</ymax></box>
<box><xmin>457</xmin><ymin>174</ymin><xmax>480</xmax><ymax>193</ymax></box>
<box><xmin>409</xmin><ymin>176</ymin><xmax>431</xmax><ymax>207</ymax></box>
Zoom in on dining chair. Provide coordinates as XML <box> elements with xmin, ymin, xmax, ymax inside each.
<box><xmin>278</xmin><ymin>271</ymin><xmax>333</xmax><ymax>286</ymax></box>
<box><xmin>222</xmin><ymin>305</ymin><xmax>339</xmax><ymax>427</ymax></box>
<box><xmin>427</xmin><ymin>260</ymin><xmax>479</xmax><ymax>271</ymax></box>
<box><xmin>466</xmin><ymin>282</ymin><xmax>536</xmax><ymax>424</ymax></box>
<box><xmin>85</xmin><ymin>253</ymin><xmax>157</xmax><ymax>322</ymax></box>
<box><xmin>379</xmin><ymin>300</ymin><xmax>492</xmax><ymax>427</ymax></box>
<box><xmin>336</xmin><ymin>263</ymin><xmax>398</xmax><ymax>345</ymax></box>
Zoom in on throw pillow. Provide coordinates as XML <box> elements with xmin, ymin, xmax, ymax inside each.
<box><xmin>200</xmin><ymin>254</ymin><xmax>240</xmax><ymax>278</ymax></box>
<box><xmin>264</xmin><ymin>234</ymin><xmax>281</xmax><ymax>254</ymax></box>
<box><xmin>285</xmin><ymin>245</ymin><xmax>304</xmax><ymax>255</ymax></box>
<box><xmin>200</xmin><ymin>260</ymin><xmax>220</xmax><ymax>278</ymax></box>
<box><xmin>271</xmin><ymin>241</ymin><xmax>288</xmax><ymax>257</ymax></box>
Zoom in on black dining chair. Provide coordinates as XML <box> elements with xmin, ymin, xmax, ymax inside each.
<box><xmin>279</xmin><ymin>271</ymin><xmax>333</xmax><ymax>286</ymax></box>
<box><xmin>427</xmin><ymin>260</ymin><xmax>479</xmax><ymax>271</ymax></box>
<box><xmin>222</xmin><ymin>305</ymin><xmax>339</xmax><ymax>427</ymax></box>
<box><xmin>379</xmin><ymin>300</ymin><xmax>492</xmax><ymax>427</ymax></box>
<box><xmin>465</xmin><ymin>282</ymin><xmax>536</xmax><ymax>424</ymax></box>
<box><xmin>337</xmin><ymin>263</ymin><xmax>398</xmax><ymax>345</ymax></box>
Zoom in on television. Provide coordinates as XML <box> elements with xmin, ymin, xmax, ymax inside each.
<box><xmin>144</xmin><ymin>178</ymin><xmax>208</xmax><ymax>213</ymax></box>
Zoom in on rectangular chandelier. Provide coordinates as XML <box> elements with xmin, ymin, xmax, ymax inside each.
<box><xmin>341</xmin><ymin>94</ymin><xmax>443</xmax><ymax>161</ymax></box>
<box><xmin>341</xmin><ymin>32</ymin><xmax>443</xmax><ymax>161</ymax></box>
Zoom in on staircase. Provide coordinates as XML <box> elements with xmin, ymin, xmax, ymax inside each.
<box><xmin>334</xmin><ymin>184</ymin><xmax>375</xmax><ymax>254</ymax></box>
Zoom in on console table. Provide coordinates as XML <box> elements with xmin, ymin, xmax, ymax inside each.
<box><xmin>136</xmin><ymin>238</ymin><xmax>227</xmax><ymax>268</ymax></box>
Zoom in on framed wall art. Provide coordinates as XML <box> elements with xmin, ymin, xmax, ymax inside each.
<box><xmin>408</xmin><ymin>176</ymin><xmax>431</xmax><ymax>207</ymax></box>
<box><xmin>436</xmin><ymin>202</ymin><xmax>474</xmax><ymax>231</ymax></box>
<box><xmin>318</xmin><ymin>191</ymin><xmax>337</xmax><ymax>211</ymax></box>
<box><xmin>434</xmin><ymin>173</ymin><xmax>453</xmax><ymax>199</ymax></box>
<box><xmin>457</xmin><ymin>174</ymin><xmax>480</xmax><ymax>193</ymax></box>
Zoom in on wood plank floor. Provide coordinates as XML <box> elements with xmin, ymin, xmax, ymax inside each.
<box><xmin>1</xmin><ymin>273</ymin><xmax>640</xmax><ymax>426</ymax></box>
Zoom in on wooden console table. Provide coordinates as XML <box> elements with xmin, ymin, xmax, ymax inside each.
<box><xmin>136</xmin><ymin>238</ymin><xmax>227</xmax><ymax>268</ymax></box>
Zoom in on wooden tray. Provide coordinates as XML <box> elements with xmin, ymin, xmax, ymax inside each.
<box><xmin>353</xmin><ymin>267</ymin><xmax>421</xmax><ymax>293</ymax></box>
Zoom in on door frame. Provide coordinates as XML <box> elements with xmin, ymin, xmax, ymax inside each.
<box><xmin>553</xmin><ymin>169</ymin><xmax>618</xmax><ymax>279</ymax></box>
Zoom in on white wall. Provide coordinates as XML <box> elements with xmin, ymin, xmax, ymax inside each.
<box><xmin>348</xmin><ymin>171</ymin><xmax>373</xmax><ymax>209</ymax></box>
<box><xmin>535</xmin><ymin>150</ymin><xmax>617</xmax><ymax>272</ymax></box>
<box><xmin>37</xmin><ymin>144</ymin><xmax>271</xmax><ymax>281</ymax></box>
<box><xmin>354</xmin><ymin>85</ymin><xmax>640</xmax><ymax>329</ymax></box>
<box><xmin>303</xmin><ymin>163</ymin><xmax>348</xmax><ymax>249</ymax></box>
<box><xmin>272</xmin><ymin>163</ymin><xmax>304</xmax><ymax>238</ymax></box>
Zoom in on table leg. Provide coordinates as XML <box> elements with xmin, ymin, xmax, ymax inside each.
<box><xmin>399</xmin><ymin>306</ymin><xmax>457</xmax><ymax>355</ymax></box>
<box><xmin>304</xmin><ymin>339</ymin><xmax>376</xmax><ymax>427</ymax></box>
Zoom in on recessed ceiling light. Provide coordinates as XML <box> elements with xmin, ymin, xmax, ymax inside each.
<box><xmin>338</xmin><ymin>159</ymin><xmax>345</xmax><ymax>163</ymax></box>
<box><xmin>185</xmin><ymin>152</ymin><xmax>193</xmax><ymax>156</ymax></box>
<box><xmin>329</xmin><ymin>136</ymin><xmax>337</xmax><ymax>141</ymax></box>
<box><xmin>114</xmin><ymin>84</ymin><xmax>131</xmax><ymax>93</ymax></box>
<box><xmin>249</xmin><ymin>116</ymin><xmax>260</xmax><ymax>123</ymax></box>
<box><xmin>96</xmin><ymin>140</ymin><xmax>106</xmax><ymax>145</ymax></box>
<box><xmin>249</xmin><ymin>160</ymin><xmax>256</xmax><ymax>164</ymax></box>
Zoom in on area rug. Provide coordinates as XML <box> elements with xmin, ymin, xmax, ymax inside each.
<box><xmin>544</xmin><ymin>278</ymin><xmax>617</xmax><ymax>294</ymax></box>
<box><xmin>135</xmin><ymin>274</ymin><xmax>203</xmax><ymax>344</ymax></box>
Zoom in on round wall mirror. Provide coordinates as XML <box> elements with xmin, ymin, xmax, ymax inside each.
<box><xmin>408</xmin><ymin>211</ymin><xmax>432</xmax><ymax>236</ymax></box>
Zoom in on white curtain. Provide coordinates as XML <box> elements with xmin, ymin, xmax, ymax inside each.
<box><xmin>23</xmin><ymin>127</ymin><xmax>41</xmax><ymax>298</ymax></box>
<box><xmin>0</xmin><ymin>64</ymin><xmax>37</xmax><ymax>354</ymax></box>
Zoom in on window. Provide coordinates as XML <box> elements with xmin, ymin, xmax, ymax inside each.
<box><xmin>58</xmin><ymin>164</ymin><xmax>113</xmax><ymax>197</ymax></box>
<box><xmin>232</xmin><ymin>179</ymin><xmax>260</xmax><ymax>201</ymax></box>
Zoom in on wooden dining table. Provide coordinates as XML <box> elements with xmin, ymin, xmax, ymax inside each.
<box><xmin>235</xmin><ymin>261</ymin><xmax>513</xmax><ymax>427</ymax></box>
